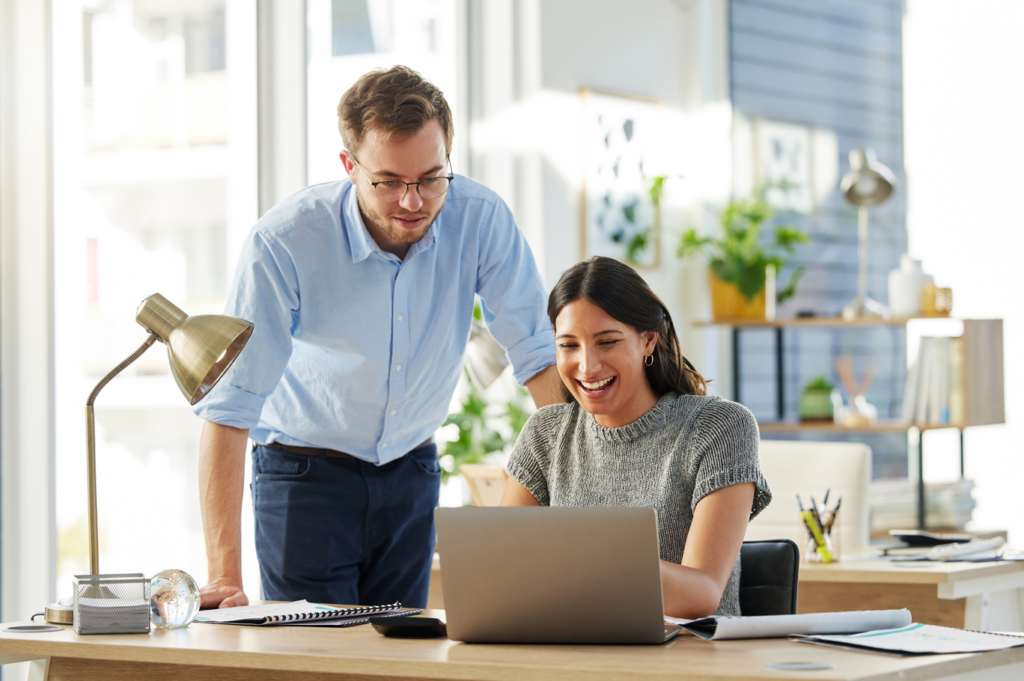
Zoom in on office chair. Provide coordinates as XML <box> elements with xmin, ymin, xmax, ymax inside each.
<box><xmin>738</xmin><ymin>539</ymin><xmax>800</xmax><ymax>616</ymax></box>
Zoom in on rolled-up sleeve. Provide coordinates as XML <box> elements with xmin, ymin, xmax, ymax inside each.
<box><xmin>474</xmin><ymin>198</ymin><xmax>556</xmax><ymax>386</ymax></box>
<box><xmin>193</xmin><ymin>230</ymin><xmax>299</xmax><ymax>429</ymax></box>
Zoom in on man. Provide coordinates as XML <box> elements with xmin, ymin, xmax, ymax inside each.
<box><xmin>196</xmin><ymin>66</ymin><xmax>561</xmax><ymax>610</ymax></box>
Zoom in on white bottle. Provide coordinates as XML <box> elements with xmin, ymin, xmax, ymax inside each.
<box><xmin>888</xmin><ymin>255</ymin><xmax>928</xmax><ymax>318</ymax></box>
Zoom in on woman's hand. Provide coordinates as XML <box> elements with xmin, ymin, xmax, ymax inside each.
<box><xmin>661</xmin><ymin>482</ymin><xmax>755</xmax><ymax>619</ymax></box>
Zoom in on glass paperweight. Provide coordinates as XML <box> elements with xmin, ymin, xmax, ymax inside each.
<box><xmin>149</xmin><ymin>569</ymin><xmax>200</xmax><ymax>629</ymax></box>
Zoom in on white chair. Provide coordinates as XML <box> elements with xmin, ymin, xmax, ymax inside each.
<box><xmin>746</xmin><ymin>439</ymin><xmax>872</xmax><ymax>556</ymax></box>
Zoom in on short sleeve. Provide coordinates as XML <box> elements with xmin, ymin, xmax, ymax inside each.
<box><xmin>688</xmin><ymin>399</ymin><xmax>772</xmax><ymax>519</ymax></box>
<box><xmin>505</xmin><ymin>405</ymin><xmax>566</xmax><ymax>505</ymax></box>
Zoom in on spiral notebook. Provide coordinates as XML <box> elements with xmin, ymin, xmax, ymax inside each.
<box><xmin>194</xmin><ymin>600</ymin><xmax>421</xmax><ymax>627</ymax></box>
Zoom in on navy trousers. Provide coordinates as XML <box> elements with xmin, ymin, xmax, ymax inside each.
<box><xmin>251</xmin><ymin>443</ymin><xmax>441</xmax><ymax>608</ymax></box>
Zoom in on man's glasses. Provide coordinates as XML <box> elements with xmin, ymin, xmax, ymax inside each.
<box><xmin>350</xmin><ymin>156</ymin><xmax>454</xmax><ymax>202</ymax></box>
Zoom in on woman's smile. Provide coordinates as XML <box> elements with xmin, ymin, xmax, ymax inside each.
<box><xmin>577</xmin><ymin>376</ymin><xmax>616</xmax><ymax>395</ymax></box>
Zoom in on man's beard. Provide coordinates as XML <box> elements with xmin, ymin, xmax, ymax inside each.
<box><xmin>355</xmin><ymin>185</ymin><xmax>444</xmax><ymax>247</ymax></box>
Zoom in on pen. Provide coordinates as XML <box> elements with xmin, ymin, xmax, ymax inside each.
<box><xmin>823</xmin><ymin>489</ymin><xmax>831</xmax><ymax>507</ymax></box>
<box><xmin>796</xmin><ymin>495</ymin><xmax>805</xmax><ymax>512</ymax></box>
<box><xmin>823</xmin><ymin>497</ymin><xmax>842</xmax><ymax>534</ymax></box>
<box><xmin>809</xmin><ymin>495</ymin><xmax>824</xmax><ymax>531</ymax></box>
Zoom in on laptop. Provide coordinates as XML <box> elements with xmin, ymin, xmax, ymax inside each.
<box><xmin>434</xmin><ymin>506</ymin><xmax>681</xmax><ymax>644</ymax></box>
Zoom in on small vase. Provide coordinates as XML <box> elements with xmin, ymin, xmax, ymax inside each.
<box><xmin>709</xmin><ymin>272</ymin><xmax>766</xmax><ymax>319</ymax></box>
<box><xmin>888</xmin><ymin>255</ymin><xmax>929</xmax><ymax>318</ymax></box>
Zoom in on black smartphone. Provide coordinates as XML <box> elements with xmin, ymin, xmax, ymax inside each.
<box><xmin>370</xmin><ymin>616</ymin><xmax>447</xmax><ymax>638</ymax></box>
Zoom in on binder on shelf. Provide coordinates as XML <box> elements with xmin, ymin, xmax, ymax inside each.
<box><xmin>900</xmin><ymin>321</ymin><xmax>1004</xmax><ymax>430</ymax></box>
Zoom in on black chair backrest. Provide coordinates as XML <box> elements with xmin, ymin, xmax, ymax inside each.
<box><xmin>738</xmin><ymin>539</ymin><xmax>799</xmax><ymax>616</ymax></box>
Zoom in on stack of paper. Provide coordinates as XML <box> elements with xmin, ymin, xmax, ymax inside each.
<box><xmin>666</xmin><ymin>610</ymin><xmax>911</xmax><ymax>641</ymax></box>
<box><xmin>794</xmin><ymin>623</ymin><xmax>1024</xmax><ymax>654</ymax></box>
<box><xmin>77</xmin><ymin>596</ymin><xmax>150</xmax><ymax>631</ymax></box>
<box><xmin>869</xmin><ymin>478</ymin><xmax>976</xmax><ymax>531</ymax></box>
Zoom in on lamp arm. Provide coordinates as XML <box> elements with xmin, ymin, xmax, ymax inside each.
<box><xmin>85</xmin><ymin>332</ymin><xmax>159</xmax><ymax>575</ymax></box>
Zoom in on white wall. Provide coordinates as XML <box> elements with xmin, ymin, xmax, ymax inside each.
<box><xmin>467</xmin><ymin>0</ymin><xmax>733</xmax><ymax>390</ymax></box>
<box><xmin>904</xmin><ymin>0</ymin><xmax>1024</xmax><ymax>543</ymax></box>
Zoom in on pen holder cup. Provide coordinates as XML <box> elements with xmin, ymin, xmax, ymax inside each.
<box><xmin>73</xmin><ymin>573</ymin><xmax>151</xmax><ymax>635</ymax></box>
<box><xmin>800</xmin><ymin>514</ymin><xmax>839</xmax><ymax>563</ymax></box>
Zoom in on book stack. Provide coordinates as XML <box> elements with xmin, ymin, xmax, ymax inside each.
<box><xmin>900</xmin><ymin>336</ymin><xmax>964</xmax><ymax>426</ymax></box>
<box><xmin>869</xmin><ymin>478</ymin><xmax>976</xmax><ymax>531</ymax></box>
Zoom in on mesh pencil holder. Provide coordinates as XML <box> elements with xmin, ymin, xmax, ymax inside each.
<box><xmin>73</xmin><ymin>573</ymin><xmax>151</xmax><ymax>634</ymax></box>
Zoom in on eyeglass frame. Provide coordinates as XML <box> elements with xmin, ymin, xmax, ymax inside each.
<box><xmin>348</xmin><ymin>154</ymin><xmax>455</xmax><ymax>201</ymax></box>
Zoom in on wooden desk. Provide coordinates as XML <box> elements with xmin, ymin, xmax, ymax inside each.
<box><xmin>1</xmin><ymin>610</ymin><xmax>1022</xmax><ymax>681</ymax></box>
<box><xmin>799</xmin><ymin>559</ymin><xmax>1024</xmax><ymax>631</ymax></box>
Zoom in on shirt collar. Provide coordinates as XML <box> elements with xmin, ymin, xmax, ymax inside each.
<box><xmin>343</xmin><ymin>181</ymin><xmax>441</xmax><ymax>263</ymax></box>
<box><xmin>343</xmin><ymin>183</ymin><xmax>375</xmax><ymax>263</ymax></box>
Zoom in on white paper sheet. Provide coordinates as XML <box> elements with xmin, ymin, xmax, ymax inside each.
<box><xmin>793</xmin><ymin>623</ymin><xmax>1024</xmax><ymax>654</ymax></box>
<box><xmin>194</xmin><ymin>600</ymin><xmax>341</xmax><ymax>624</ymax></box>
<box><xmin>676</xmin><ymin>609</ymin><xmax>912</xmax><ymax>640</ymax></box>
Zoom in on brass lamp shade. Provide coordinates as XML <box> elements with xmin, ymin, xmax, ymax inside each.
<box><xmin>135</xmin><ymin>293</ymin><xmax>254</xmax><ymax>404</ymax></box>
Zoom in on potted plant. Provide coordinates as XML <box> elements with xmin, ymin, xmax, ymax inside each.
<box><xmin>799</xmin><ymin>376</ymin><xmax>836</xmax><ymax>422</ymax></box>
<box><xmin>677</xmin><ymin>193</ymin><xmax>809</xmax><ymax>319</ymax></box>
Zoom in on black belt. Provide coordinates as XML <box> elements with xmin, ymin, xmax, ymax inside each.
<box><xmin>259</xmin><ymin>436</ymin><xmax>434</xmax><ymax>459</ymax></box>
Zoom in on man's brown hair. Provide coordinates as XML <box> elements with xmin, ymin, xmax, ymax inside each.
<box><xmin>337</xmin><ymin>66</ymin><xmax>454</xmax><ymax>156</ymax></box>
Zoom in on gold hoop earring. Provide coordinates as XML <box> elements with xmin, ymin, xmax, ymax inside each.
<box><xmin>644</xmin><ymin>354</ymin><xmax>654</xmax><ymax>367</ymax></box>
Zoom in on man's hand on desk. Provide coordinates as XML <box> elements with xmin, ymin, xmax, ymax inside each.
<box><xmin>200</xmin><ymin>580</ymin><xmax>249</xmax><ymax>609</ymax></box>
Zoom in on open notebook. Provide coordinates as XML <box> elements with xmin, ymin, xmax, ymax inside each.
<box><xmin>194</xmin><ymin>600</ymin><xmax>421</xmax><ymax>627</ymax></box>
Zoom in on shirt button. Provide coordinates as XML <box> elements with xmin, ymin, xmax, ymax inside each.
<box><xmin>396</xmin><ymin>365</ymin><xmax>403</xmax><ymax>372</ymax></box>
<box><xmin>391</xmin><ymin>410</ymin><xmax>397</xmax><ymax>415</ymax></box>
<box><xmin>398</xmin><ymin>315</ymin><xmax>404</xmax><ymax>322</ymax></box>
<box><xmin>381</xmin><ymin>442</ymin><xmax>388</xmax><ymax>449</ymax></box>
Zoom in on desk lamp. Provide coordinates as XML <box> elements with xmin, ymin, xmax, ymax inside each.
<box><xmin>840</xmin><ymin>148</ymin><xmax>896</xmax><ymax>320</ymax></box>
<box><xmin>45</xmin><ymin>294</ymin><xmax>253</xmax><ymax>624</ymax></box>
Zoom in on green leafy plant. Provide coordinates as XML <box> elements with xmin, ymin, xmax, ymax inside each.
<box><xmin>440</xmin><ymin>371</ymin><xmax>530</xmax><ymax>484</ymax></box>
<box><xmin>677</xmin><ymin>192</ymin><xmax>809</xmax><ymax>303</ymax></box>
<box><xmin>803</xmin><ymin>376</ymin><xmax>835</xmax><ymax>393</ymax></box>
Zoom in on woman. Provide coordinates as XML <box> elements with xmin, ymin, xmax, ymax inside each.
<box><xmin>500</xmin><ymin>256</ymin><xmax>771</xmax><ymax>619</ymax></box>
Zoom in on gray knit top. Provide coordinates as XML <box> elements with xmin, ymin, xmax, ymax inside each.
<box><xmin>506</xmin><ymin>392</ymin><xmax>771</xmax><ymax>616</ymax></box>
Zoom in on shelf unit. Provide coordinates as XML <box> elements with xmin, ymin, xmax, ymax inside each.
<box><xmin>696</xmin><ymin>316</ymin><xmax>1005</xmax><ymax>529</ymax></box>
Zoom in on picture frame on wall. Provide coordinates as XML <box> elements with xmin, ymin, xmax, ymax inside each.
<box><xmin>754</xmin><ymin>117</ymin><xmax>814</xmax><ymax>213</ymax></box>
<box><xmin>580</xmin><ymin>88</ymin><xmax>662</xmax><ymax>269</ymax></box>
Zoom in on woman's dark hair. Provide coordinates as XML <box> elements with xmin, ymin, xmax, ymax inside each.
<box><xmin>548</xmin><ymin>256</ymin><xmax>708</xmax><ymax>401</ymax></box>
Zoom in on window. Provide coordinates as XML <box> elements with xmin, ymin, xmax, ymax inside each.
<box><xmin>306</xmin><ymin>0</ymin><xmax>460</xmax><ymax>184</ymax></box>
<box><xmin>52</xmin><ymin>0</ymin><xmax>258</xmax><ymax>597</ymax></box>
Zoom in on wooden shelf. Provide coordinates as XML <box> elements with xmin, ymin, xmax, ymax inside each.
<box><xmin>693</xmin><ymin>314</ymin><xmax>955</xmax><ymax>329</ymax></box>
<box><xmin>757</xmin><ymin>420</ymin><xmax>965</xmax><ymax>434</ymax></box>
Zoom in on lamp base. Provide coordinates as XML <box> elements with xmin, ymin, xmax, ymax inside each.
<box><xmin>44</xmin><ymin>601</ymin><xmax>73</xmax><ymax>625</ymax></box>
<box><xmin>841</xmin><ymin>295</ymin><xmax>890</xmax><ymax>321</ymax></box>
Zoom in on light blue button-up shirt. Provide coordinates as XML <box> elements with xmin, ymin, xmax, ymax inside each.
<box><xmin>194</xmin><ymin>175</ymin><xmax>556</xmax><ymax>465</ymax></box>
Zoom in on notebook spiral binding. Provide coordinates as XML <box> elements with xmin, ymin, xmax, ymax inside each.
<box><xmin>263</xmin><ymin>602</ymin><xmax>403</xmax><ymax>623</ymax></box>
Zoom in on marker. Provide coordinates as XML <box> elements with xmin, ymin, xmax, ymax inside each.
<box><xmin>801</xmin><ymin>511</ymin><xmax>834</xmax><ymax>563</ymax></box>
